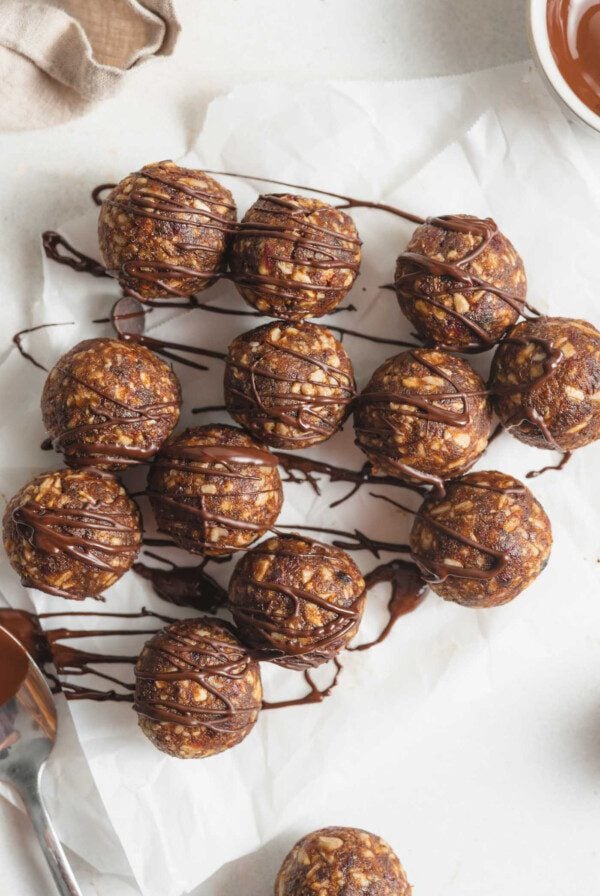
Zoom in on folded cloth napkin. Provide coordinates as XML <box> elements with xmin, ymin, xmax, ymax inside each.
<box><xmin>0</xmin><ymin>0</ymin><xmax>180</xmax><ymax>130</ymax></box>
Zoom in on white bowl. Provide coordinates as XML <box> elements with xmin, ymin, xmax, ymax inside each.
<box><xmin>528</xmin><ymin>0</ymin><xmax>600</xmax><ymax>133</ymax></box>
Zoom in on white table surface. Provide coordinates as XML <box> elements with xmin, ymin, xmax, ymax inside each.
<box><xmin>1</xmin><ymin>2</ymin><xmax>598</xmax><ymax>894</ymax></box>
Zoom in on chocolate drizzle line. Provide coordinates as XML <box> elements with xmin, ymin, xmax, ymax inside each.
<box><xmin>11</xmin><ymin>493</ymin><xmax>140</xmax><ymax>599</ymax></box>
<box><xmin>349</xmin><ymin>559</ymin><xmax>427</xmax><ymax>652</ymax></box>
<box><xmin>274</xmin><ymin>451</ymin><xmax>425</xmax><ymax>508</ymax></box>
<box><xmin>261</xmin><ymin>658</ymin><xmax>343</xmax><ymax>710</ymax></box>
<box><xmin>92</xmin><ymin>183</ymin><xmax>116</xmax><ymax>206</ymax></box>
<box><xmin>395</xmin><ymin>215</ymin><xmax>537</xmax><ymax>351</ymax></box>
<box><xmin>42</xmin><ymin>231</ymin><xmax>108</xmax><ymax>278</ymax></box>
<box><xmin>203</xmin><ymin>169</ymin><xmax>426</xmax><ymax>224</ymax></box>
<box><xmin>494</xmin><ymin>333</ymin><xmax>565</xmax><ymax>451</ymax></box>
<box><xmin>13</xmin><ymin>321</ymin><xmax>74</xmax><ymax>372</ymax></box>
<box><xmin>526</xmin><ymin>450</ymin><xmax>572</xmax><ymax>479</ymax></box>
<box><xmin>133</xmin><ymin>622</ymin><xmax>261</xmax><ymax>730</ymax></box>
<box><xmin>133</xmin><ymin>555</ymin><xmax>228</xmax><ymax>612</ymax></box>
<box><xmin>0</xmin><ymin>607</ymin><xmax>172</xmax><ymax>702</ymax></box>
<box><xmin>50</xmin><ymin>365</ymin><xmax>180</xmax><ymax>467</ymax></box>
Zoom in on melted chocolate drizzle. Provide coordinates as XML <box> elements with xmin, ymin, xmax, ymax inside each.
<box><xmin>349</xmin><ymin>558</ymin><xmax>427</xmax><ymax>652</ymax></box>
<box><xmin>133</xmin><ymin>555</ymin><xmax>227</xmax><ymax>612</ymax></box>
<box><xmin>42</xmin><ymin>231</ymin><xmax>108</xmax><ymax>278</ymax></box>
<box><xmin>261</xmin><ymin>658</ymin><xmax>343</xmax><ymax>710</ymax></box>
<box><xmin>275</xmin><ymin>451</ymin><xmax>425</xmax><ymax>508</ymax></box>
<box><xmin>12</xmin><ymin>321</ymin><xmax>74</xmax><ymax>372</ymax></box>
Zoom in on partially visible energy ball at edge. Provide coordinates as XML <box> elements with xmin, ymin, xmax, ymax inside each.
<box><xmin>275</xmin><ymin>827</ymin><xmax>412</xmax><ymax>896</ymax></box>
<box><xmin>489</xmin><ymin>316</ymin><xmax>600</xmax><ymax>452</ymax></box>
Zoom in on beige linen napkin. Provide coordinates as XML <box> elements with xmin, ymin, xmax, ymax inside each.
<box><xmin>0</xmin><ymin>0</ymin><xmax>180</xmax><ymax>130</ymax></box>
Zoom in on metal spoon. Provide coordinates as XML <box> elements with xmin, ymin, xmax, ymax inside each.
<box><xmin>0</xmin><ymin>625</ymin><xmax>82</xmax><ymax>896</ymax></box>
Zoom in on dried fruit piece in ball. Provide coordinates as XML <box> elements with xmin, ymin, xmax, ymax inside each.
<box><xmin>224</xmin><ymin>320</ymin><xmax>356</xmax><ymax>449</ymax></box>
<box><xmin>98</xmin><ymin>160</ymin><xmax>236</xmax><ymax>300</ymax></box>
<box><xmin>41</xmin><ymin>337</ymin><xmax>181</xmax><ymax>471</ymax></box>
<box><xmin>134</xmin><ymin>617</ymin><xmax>262</xmax><ymax>758</ymax></box>
<box><xmin>229</xmin><ymin>534</ymin><xmax>365</xmax><ymax>669</ymax></box>
<box><xmin>490</xmin><ymin>316</ymin><xmax>600</xmax><ymax>452</ymax></box>
<box><xmin>229</xmin><ymin>193</ymin><xmax>361</xmax><ymax>319</ymax></box>
<box><xmin>395</xmin><ymin>215</ymin><xmax>527</xmax><ymax>351</ymax></box>
<box><xmin>147</xmin><ymin>424</ymin><xmax>283</xmax><ymax>556</ymax></box>
<box><xmin>2</xmin><ymin>468</ymin><xmax>141</xmax><ymax>600</ymax></box>
<box><xmin>410</xmin><ymin>470</ymin><xmax>552</xmax><ymax>608</ymax></box>
<box><xmin>354</xmin><ymin>348</ymin><xmax>491</xmax><ymax>491</ymax></box>
<box><xmin>275</xmin><ymin>827</ymin><xmax>412</xmax><ymax>896</ymax></box>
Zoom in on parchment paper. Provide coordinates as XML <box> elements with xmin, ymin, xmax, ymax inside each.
<box><xmin>1</xmin><ymin>62</ymin><xmax>599</xmax><ymax>896</ymax></box>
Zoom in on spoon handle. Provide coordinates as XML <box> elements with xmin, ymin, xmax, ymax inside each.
<box><xmin>17</xmin><ymin>764</ymin><xmax>83</xmax><ymax>896</ymax></box>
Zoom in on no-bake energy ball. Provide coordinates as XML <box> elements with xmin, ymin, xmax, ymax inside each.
<box><xmin>229</xmin><ymin>194</ymin><xmax>361</xmax><ymax>319</ymax></box>
<box><xmin>489</xmin><ymin>316</ymin><xmax>600</xmax><ymax>452</ymax></box>
<box><xmin>410</xmin><ymin>470</ymin><xmax>552</xmax><ymax>608</ymax></box>
<box><xmin>229</xmin><ymin>535</ymin><xmax>366</xmax><ymax>669</ymax></box>
<box><xmin>98</xmin><ymin>160</ymin><xmax>236</xmax><ymax>299</ymax></box>
<box><xmin>275</xmin><ymin>827</ymin><xmax>412</xmax><ymax>896</ymax></box>
<box><xmin>395</xmin><ymin>215</ymin><xmax>527</xmax><ymax>351</ymax></box>
<box><xmin>134</xmin><ymin>617</ymin><xmax>262</xmax><ymax>758</ymax></box>
<box><xmin>354</xmin><ymin>348</ymin><xmax>491</xmax><ymax>490</ymax></box>
<box><xmin>147</xmin><ymin>424</ymin><xmax>283</xmax><ymax>555</ymax></box>
<box><xmin>224</xmin><ymin>320</ymin><xmax>356</xmax><ymax>449</ymax></box>
<box><xmin>3</xmin><ymin>468</ymin><xmax>141</xmax><ymax>600</ymax></box>
<box><xmin>41</xmin><ymin>337</ymin><xmax>181</xmax><ymax>471</ymax></box>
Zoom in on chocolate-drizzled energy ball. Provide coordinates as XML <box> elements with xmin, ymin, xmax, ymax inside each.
<box><xmin>275</xmin><ymin>827</ymin><xmax>412</xmax><ymax>896</ymax></box>
<box><xmin>3</xmin><ymin>468</ymin><xmax>141</xmax><ymax>600</ymax></box>
<box><xmin>229</xmin><ymin>194</ymin><xmax>361</xmax><ymax>319</ymax></box>
<box><xmin>410</xmin><ymin>470</ymin><xmax>552</xmax><ymax>608</ymax></box>
<box><xmin>41</xmin><ymin>338</ymin><xmax>181</xmax><ymax>471</ymax></box>
<box><xmin>224</xmin><ymin>320</ymin><xmax>356</xmax><ymax>449</ymax></box>
<box><xmin>98</xmin><ymin>160</ymin><xmax>236</xmax><ymax>299</ymax></box>
<box><xmin>229</xmin><ymin>535</ymin><xmax>366</xmax><ymax>669</ymax></box>
<box><xmin>395</xmin><ymin>215</ymin><xmax>527</xmax><ymax>351</ymax></box>
<box><xmin>134</xmin><ymin>618</ymin><xmax>262</xmax><ymax>758</ymax></box>
<box><xmin>354</xmin><ymin>348</ymin><xmax>491</xmax><ymax>491</ymax></box>
<box><xmin>490</xmin><ymin>316</ymin><xmax>600</xmax><ymax>452</ymax></box>
<box><xmin>147</xmin><ymin>424</ymin><xmax>283</xmax><ymax>555</ymax></box>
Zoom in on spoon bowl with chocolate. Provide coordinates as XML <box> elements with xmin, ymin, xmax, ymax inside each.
<box><xmin>530</xmin><ymin>0</ymin><xmax>600</xmax><ymax>132</ymax></box>
<box><xmin>0</xmin><ymin>626</ymin><xmax>82</xmax><ymax>895</ymax></box>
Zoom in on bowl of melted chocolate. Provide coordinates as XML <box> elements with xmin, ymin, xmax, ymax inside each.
<box><xmin>530</xmin><ymin>0</ymin><xmax>600</xmax><ymax>131</ymax></box>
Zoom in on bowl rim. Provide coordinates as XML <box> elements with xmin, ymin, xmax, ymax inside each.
<box><xmin>528</xmin><ymin>0</ymin><xmax>600</xmax><ymax>133</ymax></box>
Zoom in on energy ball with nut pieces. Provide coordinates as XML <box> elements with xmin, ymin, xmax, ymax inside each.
<box><xmin>489</xmin><ymin>316</ymin><xmax>600</xmax><ymax>452</ymax></box>
<box><xmin>134</xmin><ymin>617</ymin><xmax>262</xmax><ymax>759</ymax></box>
<box><xmin>2</xmin><ymin>468</ymin><xmax>141</xmax><ymax>600</ymax></box>
<box><xmin>98</xmin><ymin>160</ymin><xmax>236</xmax><ymax>300</ymax></box>
<box><xmin>224</xmin><ymin>320</ymin><xmax>356</xmax><ymax>449</ymax></box>
<box><xmin>147</xmin><ymin>424</ymin><xmax>283</xmax><ymax>556</ymax></box>
<box><xmin>354</xmin><ymin>348</ymin><xmax>491</xmax><ymax>491</ymax></box>
<box><xmin>228</xmin><ymin>534</ymin><xmax>366</xmax><ymax>669</ymax></box>
<box><xmin>410</xmin><ymin>470</ymin><xmax>552</xmax><ymax>608</ymax></box>
<box><xmin>41</xmin><ymin>337</ymin><xmax>181</xmax><ymax>471</ymax></box>
<box><xmin>275</xmin><ymin>827</ymin><xmax>412</xmax><ymax>896</ymax></box>
<box><xmin>229</xmin><ymin>193</ymin><xmax>361</xmax><ymax>319</ymax></box>
<box><xmin>394</xmin><ymin>214</ymin><xmax>527</xmax><ymax>351</ymax></box>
